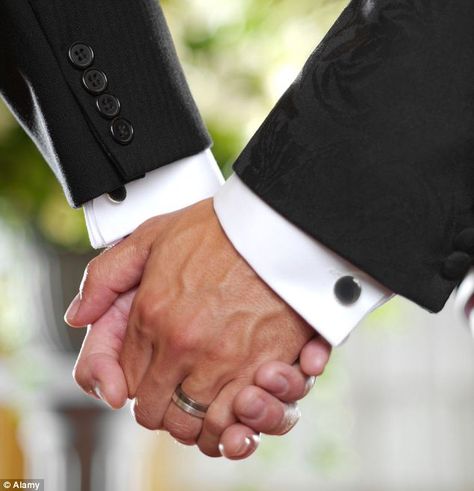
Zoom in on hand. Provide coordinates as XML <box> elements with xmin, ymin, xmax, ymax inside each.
<box><xmin>66</xmin><ymin>198</ymin><xmax>330</xmax><ymax>457</ymax></box>
<box><xmin>72</xmin><ymin>289</ymin><xmax>331</xmax><ymax>459</ymax></box>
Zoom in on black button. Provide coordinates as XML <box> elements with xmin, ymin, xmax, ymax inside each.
<box><xmin>442</xmin><ymin>251</ymin><xmax>471</xmax><ymax>280</ymax></box>
<box><xmin>96</xmin><ymin>93</ymin><xmax>121</xmax><ymax>118</ymax></box>
<box><xmin>107</xmin><ymin>186</ymin><xmax>127</xmax><ymax>203</ymax></box>
<box><xmin>68</xmin><ymin>43</ymin><xmax>94</xmax><ymax>69</ymax></box>
<box><xmin>82</xmin><ymin>68</ymin><xmax>108</xmax><ymax>94</ymax></box>
<box><xmin>334</xmin><ymin>276</ymin><xmax>361</xmax><ymax>305</ymax></box>
<box><xmin>454</xmin><ymin>228</ymin><xmax>474</xmax><ymax>255</ymax></box>
<box><xmin>110</xmin><ymin>117</ymin><xmax>134</xmax><ymax>144</ymax></box>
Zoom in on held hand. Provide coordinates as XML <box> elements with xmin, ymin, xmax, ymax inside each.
<box><xmin>72</xmin><ymin>288</ymin><xmax>331</xmax><ymax>459</ymax></box>
<box><xmin>67</xmin><ymin>198</ymin><xmax>331</xmax><ymax>457</ymax></box>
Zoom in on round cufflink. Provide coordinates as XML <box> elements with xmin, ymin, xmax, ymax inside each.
<box><xmin>107</xmin><ymin>186</ymin><xmax>127</xmax><ymax>204</ymax></box>
<box><xmin>334</xmin><ymin>276</ymin><xmax>361</xmax><ymax>305</ymax></box>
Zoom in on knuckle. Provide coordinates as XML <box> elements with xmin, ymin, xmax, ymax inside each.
<box><xmin>205</xmin><ymin>338</ymin><xmax>245</xmax><ymax>367</ymax></box>
<box><xmin>135</xmin><ymin>300</ymin><xmax>161</xmax><ymax>330</ymax></box>
<box><xmin>133</xmin><ymin>404</ymin><xmax>159</xmax><ymax>430</ymax></box>
<box><xmin>166</xmin><ymin>327</ymin><xmax>199</xmax><ymax>354</ymax></box>
<box><xmin>235</xmin><ymin>385</ymin><xmax>262</xmax><ymax>412</ymax></box>
<box><xmin>165</xmin><ymin>417</ymin><xmax>198</xmax><ymax>443</ymax></box>
<box><xmin>204</xmin><ymin>409</ymin><xmax>229</xmax><ymax>437</ymax></box>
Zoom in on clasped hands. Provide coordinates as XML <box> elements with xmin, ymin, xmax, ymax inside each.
<box><xmin>65</xmin><ymin>199</ymin><xmax>331</xmax><ymax>459</ymax></box>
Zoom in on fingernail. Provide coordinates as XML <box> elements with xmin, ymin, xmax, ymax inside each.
<box><xmin>64</xmin><ymin>293</ymin><xmax>81</xmax><ymax>325</ymax></box>
<box><xmin>241</xmin><ymin>396</ymin><xmax>265</xmax><ymax>419</ymax></box>
<box><xmin>92</xmin><ymin>382</ymin><xmax>112</xmax><ymax>408</ymax></box>
<box><xmin>218</xmin><ymin>443</ymin><xmax>225</xmax><ymax>456</ymax></box>
<box><xmin>219</xmin><ymin>439</ymin><xmax>250</xmax><ymax>459</ymax></box>
<box><xmin>92</xmin><ymin>382</ymin><xmax>103</xmax><ymax>400</ymax></box>
<box><xmin>273</xmin><ymin>375</ymin><xmax>289</xmax><ymax>395</ymax></box>
<box><xmin>305</xmin><ymin>376</ymin><xmax>316</xmax><ymax>393</ymax></box>
<box><xmin>236</xmin><ymin>437</ymin><xmax>251</xmax><ymax>456</ymax></box>
<box><xmin>248</xmin><ymin>434</ymin><xmax>260</xmax><ymax>449</ymax></box>
<box><xmin>236</xmin><ymin>434</ymin><xmax>260</xmax><ymax>457</ymax></box>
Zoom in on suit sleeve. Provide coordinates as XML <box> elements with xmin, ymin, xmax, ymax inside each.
<box><xmin>0</xmin><ymin>0</ymin><xmax>211</xmax><ymax>207</ymax></box>
<box><xmin>233</xmin><ymin>0</ymin><xmax>474</xmax><ymax>313</ymax></box>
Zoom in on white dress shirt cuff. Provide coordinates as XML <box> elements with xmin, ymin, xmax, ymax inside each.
<box><xmin>83</xmin><ymin>149</ymin><xmax>224</xmax><ymax>249</ymax></box>
<box><xmin>213</xmin><ymin>174</ymin><xmax>393</xmax><ymax>346</ymax></box>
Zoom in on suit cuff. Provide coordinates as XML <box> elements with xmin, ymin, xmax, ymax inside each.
<box><xmin>213</xmin><ymin>174</ymin><xmax>393</xmax><ymax>346</ymax></box>
<box><xmin>83</xmin><ymin>150</ymin><xmax>224</xmax><ymax>248</ymax></box>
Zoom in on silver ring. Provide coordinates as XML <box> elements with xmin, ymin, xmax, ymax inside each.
<box><xmin>172</xmin><ymin>384</ymin><xmax>209</xmax><ymax>419</ymax></box>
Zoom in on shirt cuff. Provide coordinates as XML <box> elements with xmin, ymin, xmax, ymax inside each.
<box><xmin>83</xmin><ymin>149</ymin><xmax>224</xmax><ymax>248</ymax></box>
<box><xmin>213</xmin><ymin>174</ymin><xmax>394</xmax><ymax>346</ymax></box>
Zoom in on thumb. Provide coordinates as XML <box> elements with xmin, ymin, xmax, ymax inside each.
<box><xmin>65</xmin><ymin>222</ymin><xmax>155</xmax><ymax>327</ymax></box>
<box><xmin>299</xmin><ymin>335</ymin><xmax>332</xmax><ymax>377</ymax></box>
<box><xmin>72</xmin><ymin>289</ymin><xmax>136</xmax><ymax>409</ymax></box>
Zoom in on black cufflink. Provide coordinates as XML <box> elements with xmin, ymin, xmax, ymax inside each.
<box><xmin>107</xmin><ymin>186</ymin><xmax>127</xmax><ymax>204</ymax></box>
<box><xmin>334</xmin><ymin>276</ymin><xmax>361</xmax><ymax>305</ymax></box>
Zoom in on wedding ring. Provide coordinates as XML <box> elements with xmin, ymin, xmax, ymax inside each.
<box><xmin>172</xmin><ymin>384</ymin><xmax>209</xmax><ymax>419</ymax></box>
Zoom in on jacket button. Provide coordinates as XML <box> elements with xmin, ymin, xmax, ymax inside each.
<box><xmin>110</xmin><ymin>117</ymin><xmax>134</xmax><ymax>144</ymax></box>
<box><xmin>334</xmin><ymin>276</ymin><xmax>361</xmax><ymax>305</ymax></box>
<box><xmin>442</xmin><ymin>251</ymin><xmax>471</xmax><ymax>280</ymax></box>
<box><xmin>454</xmin><ymin>228</ymin><xmax>474</xmax><ymax>255</ymax></box>
<box><xmin>68</xmin><ymin>43</ymin><xmax>94</xmax><ymax>69</ymax></box>
<box><xmin>96</xmin><ymin>93</ymin><xmax>121</xmax><ymax>118</ymax></box>
<box><xmin>82</xmin><ymin>68</ymin><xmax>108</xmax><ymax>94</ymax></box>
<box><xmin>107</xmin><ymin>186</ymin><xmax>127</xmax><ymax>204</ymax></box>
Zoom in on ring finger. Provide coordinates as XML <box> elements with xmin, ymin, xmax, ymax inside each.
<box><xmin>161</xmin><ymin>374</ymin><xmax>224</xmax><ymax>446</ymax></box>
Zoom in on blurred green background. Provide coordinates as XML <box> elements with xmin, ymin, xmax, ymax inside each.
<box><xmin>1</xmin><ymin>1</ymin><xmax>473</xmax><ymax>491</ymax></box>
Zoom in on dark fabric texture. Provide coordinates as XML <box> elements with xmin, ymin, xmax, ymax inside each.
<box><xmin>234</xmin><ymin>0</ymin><xmax>474</xmax><ymax>313</ymax></box>
<box><xmin>0</xmin><ymin>0</ymin><xmax>211</xmax><ymax>206</ymax></box>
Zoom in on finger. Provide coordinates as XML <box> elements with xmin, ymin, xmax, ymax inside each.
<box><xmin>219</xmin><ymin>425</ymin><xmax>260</xmax><ymax>460</ymax></box>
<box><xmin>163</xmin><ymin>373</ymin><xmax>225</xmax><ymax>447</ymax></box>
<box><xmin>299</xmin><ymin>335</ymin><xmax>332</xmax><ymax>377</ymax></box>
<box><xmin>234</xmin><ymin>386</ymin><xmax>301</xmax><ymax>436</ymax></box>
<box><xmin>65</xmin><ymin>223</ymin><xmax>157</xmax><ymax>327</ymax></box>
<box><xmin>119</xmin><ymin>317</ymin><xmax>153</xmax><ymax>397</ymax></box>
<box><xmin>162</xmin><ymin>379</ymin><xmax>209</xmax><ymax>446</ymax></box>
<box><xmin>131</xmin><ymin>352</ymin><xmax>183</xmax><ymax>431</ymax></box>
<box><xmin>254</xmin><ymin>360</ymin><xmax>312</xmax><ymax>403</ymax></box>
<box><xmin>196</xmin><ymin>379</ymin><xmax>248</xmax><ymax>457</ymax></box>
<box><xmin>72</xmin><ymin>290</ymin><xmax>136</xmax><ymax>409</ymax></box>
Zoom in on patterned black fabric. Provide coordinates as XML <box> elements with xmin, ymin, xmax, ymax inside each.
<box><xmin>235</xmin><ymin>0</ymin><xmax>474</xmax><ymax>312</ymax></box>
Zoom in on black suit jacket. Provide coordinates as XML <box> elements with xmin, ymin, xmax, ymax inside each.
<box><xmin>235</xmin><ymin>0</ymin><xmax>474</xmax><ymax>313</ymax></box>
<box><xmin>1</xmin><ymin>0</ymin><xmax>473</xmax><ymax>315</ymax></box>
<box><xmin>0</xmin><ymin>0</ymin><xmax>210</xmax><ymax>206</ymax></box>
